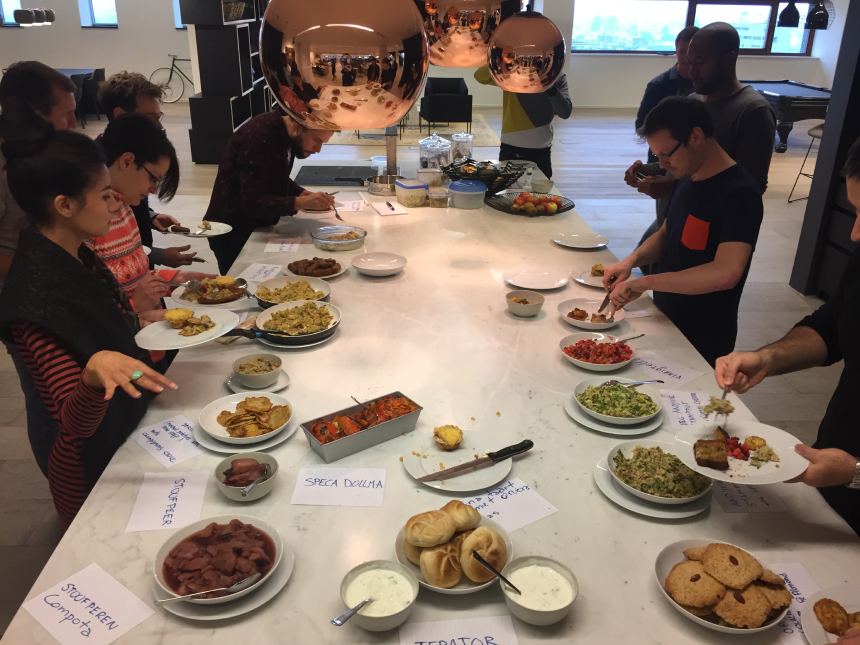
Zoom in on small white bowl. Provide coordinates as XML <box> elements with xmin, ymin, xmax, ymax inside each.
<box><xmin>574</xmin><ymin>376</ymin><xmax>663</xmax><ymax>426</ymax></box>
<box><xmin>531</xmin><ymin>179</ymin><xmax>554</xmax><ymax>193</ymax></box>
<box><xmin>351</xmin><ymin>252</ymin><xmax>407</xmax><ymax>277</ymax></box>
<box><xmin>231</xmin><ymin>353</ymin><xmax>283</xmax><ymax>389</ymax></box>
<box><xmin>501</xmin><ymin>556</ymin><xmax>578</xmax><ymax>626</ymax></box>
<box><xmin>559</xmin><ymin>332</ymin><xmax>636</xmax><ymax>372</ymax></box>
<box><xmin>214</xmin><ymin>452</ymin><xmax>279</xmax><ymax>502</ymax></box>
<box><xmin>506</xmin><ymin>290</ymin><xmax>544</xmax><ymax>317</ymax></box>
<box><xmin>339</xmin><ymin>560</ymin><xmax>419</xmax><ymax>631</ymax></box>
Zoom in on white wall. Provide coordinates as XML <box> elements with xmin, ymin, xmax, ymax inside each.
<box><xmin>809</xmin><ymin>0</ymin><xmax>849</xmax><ymax>88</ymax></box>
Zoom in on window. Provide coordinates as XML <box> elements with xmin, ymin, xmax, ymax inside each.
<box><xmin>1</xmin><ymin>0</ymin><xmax>21</xmax><ymax>26</ymax></box>
<box><xmin>172</xmin><ymin>0</ymin><xmax>186</xmax><ymax>28</ymax></box>
<box><xmin>693</xmin><ymin>4</ymin><xmax>772</xmax><ymax>49</ymax></box>
<box><xmin>771</xmin><ymin>2</ymin><xmax>811</xmax><ymax>53</ymax></box>
<box><xmin>77</xmin><ymin>0</ymin><xmax>117</xmax><ymax>26</ymax></box>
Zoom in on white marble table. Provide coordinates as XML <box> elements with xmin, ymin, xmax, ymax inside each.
<box><xmin>4</xmin><ymin>196</ymin><xmax>859</xmax><ymax>645</ymax></box>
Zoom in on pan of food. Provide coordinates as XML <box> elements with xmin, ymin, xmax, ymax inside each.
<box><xmin>223</xmin><ymin>300</ymin><xmax>341</xmax><ymax>346</ymax></box>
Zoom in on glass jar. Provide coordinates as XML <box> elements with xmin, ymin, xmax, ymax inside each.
<box><xmin>419</xmin><ymin>131</ymin><xmax>444</xmax><ymax>169</ymax></box>
<box><xmin>426</xmin><ymin>141</ymin><xmax>451</xmax><ymax>169</ymax></box>
<box><xmin>451</xmin><ymin>130</ymin><xmax>474</xmax><ymax>162</ymax></box>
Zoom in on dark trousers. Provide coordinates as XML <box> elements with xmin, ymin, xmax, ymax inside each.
<box><xmin>208</xmin><ymin>222</ymin><xmax>254</xmax><ymax>275</ymax></box>
<box><xmin>499</xmin><ymin>143</ymin><xmax>553</xmax><ymax>180</ymax></box>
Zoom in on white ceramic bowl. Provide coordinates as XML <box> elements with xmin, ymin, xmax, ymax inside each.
<box><xmin>153</xmin><ymin>514</ymin><xmax>283</xmax><ymax>605</ymax></box>
<box><xmin>501</xmin><ymin>556</ymin><xmax>578</xmax><ymax>626</ymax></box>
<box><xmin>199</xmin><ymin>392</ymin><xmax>294</xmax><ymax>445</ymax></box>
<box><xmin>573</xmin><ymin>376</ymin><xmax>663</xmax><ymax>426</ymax></box>
<box><xmin>339</xmin><ymin>560</ymin><xmax>419</xmax><ymax>631</ymax></box>
<box><xmin>230</xmin><ymin>353</ymin><xmax>283</xmax><ymax>389</ymax></box>
<box><xmin>506</xmin><ymin>290</ymin><xmax>544</xmax><ymax>317</ymax></box>
<box><xmin>558</xmin><ymin>298</ymin><xmax>626</xmax><ymax>331</ymax></box>
<box><xmin>559</xmin><ymin>332</ymin><xmax>636</xmax><ymax>372</ymax></box>
<box><xmin>530</xmin><ymin>179</ymin><xmax>554</xmax><ymax>193</ymax></box>
<box><xmin>351</xmin><ymin>252</ymin><xmax>407</xmax><ymax>276</ymax></box>
<box><xmin>606</xmin><ymin>439</ymin><xmax>712</xmax><ymax>505</ymax></box>
<box><xmin>253</xmin><ymin>276</ymin><xmax>330</xmax><ymax>309</ymax></box>
<box><xmin>214</xmin><ymin>452</ymin><xmax>279</xmax><ymax>502</ymax></box>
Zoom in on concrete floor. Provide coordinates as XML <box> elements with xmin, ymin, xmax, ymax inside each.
<box><xmin>0</xmin><ymin>103</ymin><xmax>839</xmax><ymax>636</ymax></box>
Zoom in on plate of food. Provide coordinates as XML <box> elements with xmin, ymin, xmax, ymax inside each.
<box><xmin>558</xmin><ymin>298</ymin><xmax>625</xmax><ymax>330</ymax></box>
<box><xmin>135</xmin><ymin>309</ymin><xmax>239</xmax><ymax>350</ymax></box>
<box><xmin>502</xmin><ymin>266</ymin><xmax>568</xmax><ymax>290</ymax></box>
<box><xmin>655</xmin><ymin>539</ymin><xmax>792</xmax><ymax>634</ymax></box>
<box><xmin>172</xmin><ymin>276</ymin><xmax>247</xmax><ymax>307</ymax></box>
<box><xmin>402</xmin><ymin>428</ymin><xmax>512</xmax><ymax>492</ymax></box>
<box><xmin>285</xmin><ymin>257</ymin><xmax>347</xmax><ymax>279</ymax></box>
<box><xmin>254</xmin><ymin>300</ymin><xmax>340</xmax><ymax>346</ymax></box>
<box><xmin>574</xmin><ymin>377</ymin><xmax>662</xmax><ymax>426</ymax></box>
<box><xmin>674</xmin><ymin>421</ymin><xmax>809</xmax><ymax>484</ymax></box>
<box><xmin>552</xmin><ymin>232</ymin><xmax>608</xmax><ymax>250</ymax></box>
<box><xmin>394</xmin><ymin>504</ymin><xmax>513</xmax><ymax>595</ymax></box>
<box><xmin>168</xmin><ymin>221</ymin><xmax>232</xmax><ymax>237</ymax></box>
<box><xmin>564</xmin><ymin>393</ymin><xmax>663</xmax><ymax>436</ymax></box>
<box><xmin>573</xmin><ymin>265</ymin><xmax>607</xmax><ymax>289</ymax></box>
<box><xmin>803</xmin><ymin>584</ymin><xmax>860</xmax><ymax>644</ymax></box>
<box><xmin>560</xmin><ymin>333</ymin><xmax>635</xmax><ymax>372</ymax></box>
<box><xmin>253</xmin><ymin>276</ymin><xmax>330</xmax><ymax>309</ymax></box>
<box><xmin>311</xmin><ymin>225</ymin><xmax>366</xmax><ymax>251</ymax></box>
<box><xmin>198</xmin><ymin>393</ymin><xmax>295</xmax><ymax>445</ymax></box>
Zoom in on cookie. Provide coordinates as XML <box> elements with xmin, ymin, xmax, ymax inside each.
<box><xmin>665</xmin><ymin>561</ymin><xmax>726</xmax><ymax>608</ymax></box>
<box><xmin>714</xmin><ymin>584</ymin><xmax>771</xmax><ymax>629</ymax></box>
<box><xmin>813</xmin><ymin>598</ymin><xmax>850</xmax><ymax>636</ymax></box>
<box><xmin>754</xmin><ymin>581</ymin><xmax>793</xmax><ymax>610</ymax></box>
<box><xmin>759</xmin><ymin>569</ymin><xmax>785</xmax><ymax>586</ymax></box>
<box><xmin>684</xmin><ymin>546</ymin><xmax>707</xmax><ymax>562</ymax></box>
<box><xmin>702</xmin><ymin>543</ymin><xmax>763</xmax><ymax>589</ymax></box>
<box><xmin>682</xmin><ymin>603</ymin><xmax>716</xmax><ymax>617</ymax></box>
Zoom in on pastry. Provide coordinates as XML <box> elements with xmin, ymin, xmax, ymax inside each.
<box><xmin>694</xmin><ymin>439</ymin><xmax>729</xmax><ymax>470</ymax></box>
<box><xmin>744</xmin><ymin>436</ymin><xmax>767</xmax><ymax>450</ymax></box>
<box><xmin>702</xmin><ymin>543</ymin><xmax>763</xmax><ymax>589</ymax></box>
<box><xmin>714</xmin><ymin>585</ymin><xmax>771</xmax><ymax>629</ymax></box>
<box><xmin>460</xmin><ymin>526</ymin><xmax>507</xmax><ymax>583</ymax></box>
<box><xmin>450</xmin><ymin>529</ymin><xmax>474</xmax><ymax>551</ymax></box>
<box><xmin>665</xmin><ymin>561</ymin><xmax>726</xmax><ymax>608</ymax></box>
<box><xmin>759</xmin><ymin>569</ymin><xmax>785</xmax><ymax>585</ymax></box>
<box><xmin>419</xmin><ymin>542</ymin><xmax>462</xmax><ymax>588</ymax></box>
<box><xmin>753</xmin><ymin>581</ymin><xmax>793</xmax><ymax>610</ymax></box>
<box><xmin>405</xmin><ymin>510</ymin><xmax>456</xmax><ymax>547</ymax></box>
<box><xmin>214</xmin><ymin>275</ymin><xmax>236</xmax><ymax>288</ymax></box>
<box><xmin>714</xmin><ymin>426</ymin><xmax>731</xmax><ymax>442</ymax></box>
<box><xmin>814</xmin><ymin>598</ymin><xmax>851</xmax><ymax>636</ymax></box>
<box><xmin>591</xmin><ymin>264</ymin><xmax>604</xmax><ymax>276</ymax></box>
<box><xmin>568</xmin><ymin>308</ymin><xmax>588</xmax><ymax>321</ymax></box>
<box><xmin>682</xmin><ymin>603</ymin><xmax>717</xmax><ymax>617</ymax></box>
<box><xmin>164</xmin><ymin>308</ymin><xmax>194</xmax><ymax>329</ymax></box>
<box><xmin>433</xmin><ymin>425</ymin><xmax>463</xmax><ymax>451</ymax></box>
<box><xmin>439</xmin><ymin>500</ymin><xmax>481</xmax><ymax>531</ymax></box>
<box><xmin>403</xmin><ymin>537</ymin><xmax>423</xmax><ymax>566</ymax></box>
<box><xmin>683</xmin><ymin>546</ymin><xmax>707</xmax><ymax>562</ymax></box>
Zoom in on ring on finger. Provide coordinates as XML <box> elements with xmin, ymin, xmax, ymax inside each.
<box><xmin>130</xmin><ymin>370</ymin><xmax>144</xmax><ymax>381</ymax></box>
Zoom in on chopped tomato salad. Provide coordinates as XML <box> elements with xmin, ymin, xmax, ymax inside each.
<box><xmin>563</xmin><ymin>339</ymin><xmax>633</xmax><ymax>364</ymax></box>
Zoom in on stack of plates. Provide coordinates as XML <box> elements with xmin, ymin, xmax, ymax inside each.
<box><xmin>192</xmin><ymin>392</ymin><xmax>298</xmax><ymax>454</ymax></box>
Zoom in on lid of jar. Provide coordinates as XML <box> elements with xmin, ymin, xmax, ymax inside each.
<box><xmin>449</xmin><ymin>180</ymin><xmax>487</xmax><ymax>194</ymax></box>
<box><xmin>427</xmin><ymin>140</ymin><xmax>451</xmax><ymax>151</ymax></box>
<box><xmin>395</xmin><ymin>179</ymin><xmax>429</xmax><ymax>190</ymax></box>
<box><xmin>452</xmin><ymin>130</ymin><xmax>474</xmax><ymax>142</ymax></box>
<box><xmin>418</xmin><ymin>131</ymin><xmax>443</xmax><ymax>147</ymax></box>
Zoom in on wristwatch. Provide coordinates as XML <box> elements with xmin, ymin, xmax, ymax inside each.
<box><xmin>847</xmin><ymin>459</ymin><xmax>860</xmax><ymax>489</ymax></box>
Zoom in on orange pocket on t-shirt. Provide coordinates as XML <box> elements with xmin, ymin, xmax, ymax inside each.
<box><xmin>680</xmin><ymin>214</ymin><xmax>710</xmax><ymax>251</ymax></box>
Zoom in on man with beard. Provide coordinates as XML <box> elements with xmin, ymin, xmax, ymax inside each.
<box><xmin>204</xmin><ymin>110</ymin><xmax>335</xmax><ymax>272</ymax></box>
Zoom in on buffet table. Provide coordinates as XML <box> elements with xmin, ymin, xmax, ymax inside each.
<box><xmin>3</xmin><ymin>195</ymin><xmax>859</xmax><ymax>645</ymax></box>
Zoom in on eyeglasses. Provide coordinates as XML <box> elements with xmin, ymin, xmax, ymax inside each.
<box><xmin>656</xmin><ymin>140</ymin><xmax>683</xmax><ymax>160</ymax></box>
<box><xmin>141</xmin><ymin>112</ymin><xmax>164</xmax><ymax>124</ymax></box>
<box><xmin>137</xmin><ymin>163</ymin><xmax>162</xmax><ymax>186</ymax></box>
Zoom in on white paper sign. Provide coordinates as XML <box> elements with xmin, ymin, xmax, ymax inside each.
<box><xmin>129</xmin><ymin>415</ymin><xmax>203</xmax><ymax>468</ymax></box>
<box><xmin>661</xmin><ymin>389</ymin><xmax>711</xmax><ymax>429</ymax></box>
<box><xmin>264</xmin><ymin>237</ymin><xmax>300</xmax><ymax>253</ymax></box>
<box><xmin>336</xmin><ymin>193</ymin><xmax>365</xmax><ymax>211</ymax></box>
<box><xmin>290</xmin><ymin>467</ymin><xmax>386</xmax><ymax>507</ymax></box>
<box><xmin>371</xmin><ymin>201</ymin><xmax>408</xmax><ymax>215</ymax></box>
<box><xmin>400</xmin><ymin>616</ymin><xmax>519</xmax><ymax>645</ymax></box>
<box><xmin>622</xmin><ymin>301</ymin><xmax>651</xmax><ymax>318</ymax></box>
<box><xmin>23</xmin><ymin>563</ymin><xmax>154</xmax><ymax>645</ymax></box>
<box><xmin>125</xmin><ymin>471</ymin><xmax>208</xmax><ymax>532</ymax></box>
<box><xmin>460</xmin><ymin>478</ymin><xmax>558</xmax><ymax>532</ymax></box>
<box><xmin>631</xmin><ymin>350</ymin><xmax>705</xmax><ymax>386</ymax></box>
<box><xmin>713</xmin><ymin>482</ymin><xmax>788</xmax><ymax>513</ymax></box>
<box><xmin>232</xmin><ymin>310</ymin><xmax>251</xmax><ymax>324</ymax></box>
<box><xmin>770</xmin><ymin>563</ymin><xmax>820</xmax><ymax>645</ymax></box>
<box><xmin>237</xmin><ymin>263</ymin><xmax>282</xmax><ymax>282</ymax></box>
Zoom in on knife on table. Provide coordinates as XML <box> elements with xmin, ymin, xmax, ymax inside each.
<box><xmin>416</xmin><ymin>440</ymin><xmax>534</xmax><ymax>482</ymax></box>
<box><xmin>597</xmin><ymin>275</ymin><xmax>617</xmax><ymax>314</ymax></box>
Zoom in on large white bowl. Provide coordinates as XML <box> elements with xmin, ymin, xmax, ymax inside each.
<box><xmin>253</xmin><ymin>276</ymin><xmax>331</xmax><ymax>309</ymax></box>
<box><xmin>199</xmin><ymin>392</ymin><xmax>294</xmax><ymax>445</ymax></box>
<box><xmin>339</xmin><ymin>560</ymin><xmax>419</xmax><ymax>631</ymax></box>
<box><xmin>352</xmin><ymin>252</ymin><xmax>407</xmax><ymax>276</ymax></box>
<box><xmin>558</xmin><ymin>298</ymin><xmax>626</xmax><ymax>331</ymax></box>
<box><xmin>214</xmin><ymin>452</ymin><xmax>279</xmax><ymax>502</ymax></box>
<box><xmin>574</xmin><ymin>377</ymin><xmax>663</xmax><ymax>426</ymax></box>
<box><xmin>559</xmin><ymin>332</ymin><xmax>636</xmax><ymax>372</ymax></box>
<box><xmin>501</xmin><ymin>556</ymin><xmax>578</xmax><ymax>626</ymax></box>
<box><xmin>230</xmin><ymin>353</ymin><xmax>283</xmax><ymax>389</ymax></box>
<box><xmin>154</xmin><ymin>514</ymin><xmax>283</xmax><ymax>605</ymax></box>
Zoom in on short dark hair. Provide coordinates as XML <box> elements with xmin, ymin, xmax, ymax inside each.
<box><xmin>101</xmin><ymin>113</ymin><xmax>180</xmax><ymax>201</ymax></box>
<box><xmin>638</xmin><ymin>96</ymin><xmax>715</xmax><ymax>144</ymax></box>
<box><xmin>693</xmin><ymin>22</ymin><xmax>741</xmax><ymax>55</ymax></box>
<box><xmin>844</xmin><ymin>136</ymin><xmax>860</xmax><ymax>181</ymax></box>
<box><xmin>0</xmin><ymin>61</ymin><xmax>76</xmax><ymax>116</ymax></box>
<box><xmin>676</xmin><ymin>26</ymin><xmax>700</xmax><ymax>45</ymax></box>
<box><xmin>0</xmin><ymin>98</ymin><xmax>106</xmax><ymax>228</ymax></box>
<box><xmin>98</xmin><ymin>71</ymin><xmax>165</xmax><ymax>122</ymax></box>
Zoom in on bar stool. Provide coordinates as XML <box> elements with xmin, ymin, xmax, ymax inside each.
<box><xmin>788</xmin><ymin>123</ymin><xmax>824</xmax><ymax>203</ymax></box>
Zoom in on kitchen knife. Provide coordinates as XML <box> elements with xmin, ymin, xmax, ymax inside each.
<box><xmin>597</xmin><ymin>275</ymin><xmax>617</xmax><ymax>314</ymax></box>
<box><xmin>416</xmin><ymin>440</ymin><xmax>534</xmax><ymax>482</ymax></box>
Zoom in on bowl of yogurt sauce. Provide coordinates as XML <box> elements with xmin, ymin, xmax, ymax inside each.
<box><xmin>340</xmin><ymin>560</ymin><xmax>419</xmax><ymax>631</ymax></box>
<box><xmin>501</xmin><ymin>556</ymin><xmax>578</xmax><ymax>625</ymax></box>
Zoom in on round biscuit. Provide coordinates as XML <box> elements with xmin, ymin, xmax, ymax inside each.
<box><xmin>702</xmin><ymin>543</ymin><xmax>763</xmax><ymax>589</ymax></box>
<box><xmin>665</xmin><ymin>560</ymin><xmax>727</xmax><ymax>608</ymax></box>
<box><xmin>714</xmin><ymin>584</ymin><xmax>771</xmax><ymax>629</ymax></box>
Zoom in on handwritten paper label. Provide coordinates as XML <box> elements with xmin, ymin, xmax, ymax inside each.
<box><xmin>264</xmin><ymin>237</ymin><xmax>300</xmax><ymax>253</ymax></box>
<box><xmin>714</xmin><ymin>482</ymin><xmax>788</xmax><ymax>513</ymax></box>
<box><xmin>661</xmin><ymin>389</ymin><xmax>710</xmax><ymax>429</ymax></box>
<box><xmin>232</xmin><ymin>310</ymin><xmax>251</xmax><ymax>324</ymax></box>
<box><xmin>290</xmin><ymin>467</ymin><xmax>386</xmax><ymax>507</ymax></box>
<box><xmin>23</xmin><ymin>563</ymin><xmax>154</xmax><ymax>645</ymax></box>
<box><xmin>770</xmin><ymin>563</ymin><xmax>820</xmax><ymax>645</ymax></box>
<box><xmin>125</xmin><ymin>471</ymin><xmax>208</xmax><ymax>532</ymax></box>
<box><xmin>237</xmin><ymin>263</ymin><xmax>282</xmax><ymax>282</ymax></box>
<box><xmin>460</xmin><ymin>478</ymin><xmax>558</xmax><ymax>532</ymax></box>
<box><xmin>631</xmin><ymin>350</ymin><xmax>705</xmax><ymax>386</ymax></box>
<box><xmin>399</xmin><ymin>616</ymin><xmax>519</xmax><ymax>645</ymax></box>
<box><xmin>130</xmin><ymin>415</ymin><xmax>202</xmax><ymax>468</ymax></box>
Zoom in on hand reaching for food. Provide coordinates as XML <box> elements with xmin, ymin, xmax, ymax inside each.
<box><xmin>152</xmin><ymin>213</ymin><xmax>180</xmax><ymax>232</ymax></box>
<box><xmin>714</xmin><ymin>351</ymin><xmax>769</xmax><ymax>394</ymax></box>
<box><xmin>295</xmin><ymin>192</ymin><xmax>335</xmax><ymax>212</ymax></box>
<box><xmin>601</xmin><ymin>260</ymin><xmax>632</xmax><ymax>292</ymax></box>
<box><xmin>609</xmin><ymin>277</ymin><xmax>646</xmax><ymax>314</ymax></box>
<box><xmin>83</xmin><ymin>350</ymin><xmax>177</xmax><ymax>400</ymax></box>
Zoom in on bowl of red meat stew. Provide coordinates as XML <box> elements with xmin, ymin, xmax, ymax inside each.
<box><xmin>214</xmin><ymin>453</ymin><xmax>279</xmax><ymax>502</ymax></box>
<box><xmin>154</xmin><ymin>515</ymin><xmax>283</xmax><ymax>604</ymax></box>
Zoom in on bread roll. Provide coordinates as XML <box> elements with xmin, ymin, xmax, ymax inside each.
<box><xmin>405</xmin><ymin>510</ymin><xmax>456</xmax><ymax>547</ymax></box>
<box><xmin>403</xmin><ymin>537</ymin><xmax>423</xmax><ymax>566</ymax></box>
<box><xmin>419</xmin><ymin>542</ymin><xmax>462</xmax><ymax>588</ymax></box>
<box><xmin>450</xmin><ymin>529</ymin><xmax>474</xmax><ymax>552</ymax></box>
<box><xmin>460</xmin><ymin>526</ymin><xmax>507</xmax><ymax>583</ymax></box>
<box><xmin>440</xmin><ymin>500</ymin><xmax>481</xmax><ymax>531</ymax></box>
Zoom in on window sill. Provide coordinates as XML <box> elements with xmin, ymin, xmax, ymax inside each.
<box><xmin>81</xmin><ymin>23</ymin><xmax>118</xmax><ymax>28</ymax></box>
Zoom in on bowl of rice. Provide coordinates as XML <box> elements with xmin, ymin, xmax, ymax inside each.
<box><xmin>311</xmin><ymin>226</ymin><xmax>367</xmax><ymax>252</ymax></box>
<box><xmin>254</xmin><ymin>276</ymin><xmax>330</xmax><ymax>309</ymax></box>
<box><xmin>574</xmin><ymin>376</ymin><xmax>663</xmax><ymax>426</ymax></box>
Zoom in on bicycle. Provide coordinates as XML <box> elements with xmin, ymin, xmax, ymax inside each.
<box><xmin>150</xmin><ymin>55</ymin><xmax>194</xmax><ymax>103</ymax></box>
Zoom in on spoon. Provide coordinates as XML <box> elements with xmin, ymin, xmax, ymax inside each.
<box><xmin>234</xmin><ymin>277</ymin><xmax>252</xmax><ymax>298</ymax></box>
<box><xmin>156</xmin><ymin>572</ymin><xmax>261</xmax><ymax>604</ymax></box>
<box><xmin>471</xmin><ymin>551</ymin><xmax>521</xmax><ymax>595</ymax></box>
<box><xmin>331</xmin><ymin>598</ymin><xmax>373</xmax><ymax>626</ymax></box>
<box><xmin>618</xmin><ymin>334</ymin><xmax>644</xmax><ymax>343</ymax></box>
<box><xmin>241</xmin><ymin>464</ymin><xmax>270</xmax><ymax>497</ymax></box>
<box><xmin>161</xmin><ymin>278</ymin><xmax>201</xmax><ymax>294</ymax></box>
<box><xmin>600</xmin><ymin>379</ymin><xmax>664</xmax><ymax>389</ymax></box>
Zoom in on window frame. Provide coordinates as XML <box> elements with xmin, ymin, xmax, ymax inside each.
<box><xmin>78</xmin><ymin>0</ymin><xmax>118</xmax><ymax>28</ymax></box>
<box><xmin>0</xmin><ymin>0</ymin><xmax>22</xmax><ymax>27</ymax></box>
<box><xmin>570</xmin><ymin>0</ymin><xmax>816</xmax><ymax>56</ymax></box>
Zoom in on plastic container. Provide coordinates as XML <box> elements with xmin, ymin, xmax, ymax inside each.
<box><xmin>428</xmin><ymin>187</ymin><xmax>449</xmax><ymax>208</ymax></box>
<box><xmin>451</xmin><ymin>130</ymin><xmax>474</xmax><ymax>162</ymax></box>
<box><xmin>449</xmin><ymin>180</ymin><xmax>487</xmax><ymax>209</ymax></box>
<box><xmin>394</xmin><ymin>178</ymin><xmax>428</xmax><ymax>208</ymax></box>
<box><xmin>416</xmin><ymin>168</ymin><xmax>443</xmax><ymax>187</ymax></box>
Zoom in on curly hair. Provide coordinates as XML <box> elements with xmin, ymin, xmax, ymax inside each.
<box><xmin>98</xmin><ymin>71</ymin><xmax>165</xmax><ymax>121</ymax></box>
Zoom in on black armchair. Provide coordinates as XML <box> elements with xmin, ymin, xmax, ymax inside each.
<box><xmin>80</xmin><ymin>68</ymin><xmax>105</xmax><ymax>120</ymax></box>
<box><xmin>418</xmin><ymin>77</ymin><xmax>472</xmax><ymax>134</ymax></box>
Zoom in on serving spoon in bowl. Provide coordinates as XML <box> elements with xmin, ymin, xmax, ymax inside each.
<box><xmin>155</xmin><ymin>572</ymin><xmax>261</xmax><ymax>604</ymax></box>
<box><xmin>331</xmin><ymin>598</ymin><xmax>373</xmax><ymax>626</ymax></box>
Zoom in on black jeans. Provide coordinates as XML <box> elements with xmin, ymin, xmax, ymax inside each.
<box><xmin>208</xmin><ymin>221</ymin><xmax>254</xmax><ymax>275</ymax></box>
<box><xmin>499</xmin><ymin>143</ymin><xmax>553</xmax><ymax>180</ymax></box>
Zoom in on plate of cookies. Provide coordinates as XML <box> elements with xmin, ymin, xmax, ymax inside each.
<box><xmin>655</xmin><ymin>539</ymin><xmax>792</xmax><ymax>634</ymax></box>
<box><xmin>395</xmin><ymin>502</ymin><xmax>513</xmax><ymax>595</ymax></box>
<box><xmin>198</xmin><ymin>392</ymin><xmax>296</xmax><ymax>445</ymax></box>
<box><xmin>802</xmin><ymin>584</ymin><xmax>860</xmax><ymax>644</ymax></box>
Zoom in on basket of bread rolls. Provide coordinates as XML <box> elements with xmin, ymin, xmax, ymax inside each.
<box><xmin>395</xmin><ymin>500</ymin><xmax>513</xmax><ymax>595</ymax></box>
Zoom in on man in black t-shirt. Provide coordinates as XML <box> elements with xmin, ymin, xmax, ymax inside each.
<box><xmin>603</xmin><ymin>96</ymin><xmax>763</xmax><ymax>367</ymax></box>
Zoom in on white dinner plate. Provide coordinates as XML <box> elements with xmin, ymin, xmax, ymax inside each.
<box><xmin>171</xmin><ymin>286</ymin><xmax>249</xmax><ymax>308</ymax></box>
<box><xmin>198</xmin><ymin>392</ymin><xmax>296</xmax><ymax>445</ymax></box>
<box><xmin>674</xmin><ymin>421</ymin><xmax>809</xmax><ymax>484</ymax></box>
<box><xmin>559</xmin><ymin>332</ymin><xmax>636</xmax><ymax>372</ymax></box>
<box><xmin>502</xmin><ymin>266</ymin><xmax>568</xmax><ymax>290</ymax></box>
<box><xmin>401</xmin><ymin>431</ymin><xmax>512</xmax><ymax>492</ymax></box>
<box><xmin>594</xmin><ymin>458</ymin><xmax>712</xmax><ymax>519</ymax></box>
<box><xmin>802</xmin><ymin>584</ymin><xmax>860</xmax><ymax>644</ymax></box>
<box><xmin>143</xmin><ymin>246</ymin><xmax>151</xmax><ymax>256</ymax></box>
<box><xmin>654</xmin><ymin>539</ymin><xmax>789</xmax><ymax>634</ymax></box>
<box><xmin>352</xmin><ymin>252</ymin><xmax>407</xmax><ymax>276</ymax></box>
<box><xmin>226</xmin><ymin>370</ymin><xmax>291</xmax><ymax>394</ymax></box>
<box><xmin>192</xmin><ymin>417</ymin><xmax>296</xmax><ymax>454</ymax></box>
<box><xmin>394</xmin><ymin>517</ymin><xmax>513</xmax><ymax>595</ymax></box>
<box><xmin>284</xmin><ymin>263</ymin><xmax>348</xmax><ymax>280</ymax></box>
<box><xmin>564</xmin><ymin>392</ymin><xmax>663</xmax><ymax>436</ymax></box>
<box><xmin>552</xmin><ymin>232</ymin><xmax>608</xmax><ymax>249</ymax></box>
<box><xmin>170</xmin><ymin>222</ymin><xmax>232</xmax><ymax>237</ymax></box>
<box><xmin>256</xmin><ymin>329</ymin><xmax>338</xmax><ymax>350</ymax></box>
<box><xmin>558</xmin><ymin>298</ymin><xmax>625</xmax><ymax>330</ymax></box>
<box><xmin>575</xmin><ymin>270</ymin><xmax>606</xmax><ymax>289</ymax></box>
<box><xmin>574</xmin><ymin>376</ymin><xmax>663</xmax><ymax>426</ymax></box>
<box><xmin>134</xmin><ymin>309</ymin><xmax>239</xmax><ymax>351</ymax></box>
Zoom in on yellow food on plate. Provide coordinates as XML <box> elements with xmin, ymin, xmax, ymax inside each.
<box><xmin>744</xmin><ymin>436</ymin><xmax>767</xmax><ymax>451</ymax></box>
<box><xmin>433</xmin><ymin>425</ymin><xmax>464</xmax><ymax>451</ymax></box>
<box><xmin>164</xmin><ymin>308</ymin><xmax>194</xmax><ymax>329</ymax></box>
<box><xmin>178</xmin><ymin>315</ymin><xmax>216</xmax><ymax>337</ymax></box>
<box><xmin>215</xmin><ymin>396</ymin><xmax>292</xmax><ymax>438</ymax></box>
<box><xmin>256</xmin><ymin>280</ymin><xmax>325</xmax><ymax>304</ymax></box>
<box><xmin>591</xmin><ymin>264</ymin><xmax>605</xmax><ymax>277</ymax></box>
<box><xmin>262</xmin><ymin>302</ymin><xmax>333</xmax><ymax>336</ymax></box>
<box><xmin>214</xmin><ymin>275</ymin><xmax>236</xmax><ymax>288</ymax></box>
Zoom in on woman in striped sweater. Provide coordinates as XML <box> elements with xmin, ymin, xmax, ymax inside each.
<box><xmin>0</xmin><ymin>100</ymin><xmax>176</xmax><ymax>527</ymax></box>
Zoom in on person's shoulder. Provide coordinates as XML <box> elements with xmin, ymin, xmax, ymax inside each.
<box><xmin>647</xmin><ymin>67</ymin><xmax>674</xmax><ymax>86</ymax></box>
<box><xmin>721</xmin><ymin>165</ymin><xmax>763</xmax><ymax>202</ymax></box>
<box><xmin>739</xmin><ymin>86</ymin><xmax>775</xmax><ymax>114</ymax></box>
